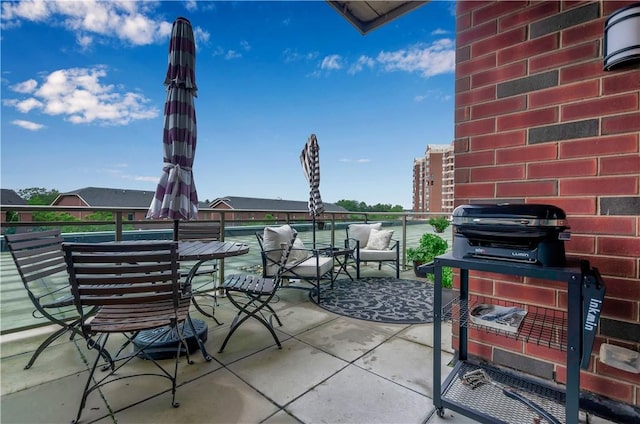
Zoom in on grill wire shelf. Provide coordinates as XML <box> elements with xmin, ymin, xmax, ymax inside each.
<box><xmin>442</xmin><ymin>295</ymin><xmax>568</xmax><ymax>351</ymax></box>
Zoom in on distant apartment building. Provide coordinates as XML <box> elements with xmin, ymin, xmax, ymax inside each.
<box><xmin>412</xmin><ymin>144</ymin><xmax>454</xmax><ymax>214</ymax></box>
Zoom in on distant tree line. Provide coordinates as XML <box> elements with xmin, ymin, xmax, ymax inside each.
<box><xmin>335</xmin><ymin>199</ymin><xmax>404</xmax><ymax>221</ymax></box>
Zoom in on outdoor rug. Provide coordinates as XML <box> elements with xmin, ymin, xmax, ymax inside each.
<box><xmin>317</xmin><ymin>277</ymin><xmax>435</xmax><ymax>324</ymax></box>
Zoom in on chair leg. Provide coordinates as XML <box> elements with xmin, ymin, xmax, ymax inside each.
<box><xmin>185</xmin><ymin>315</ymin><xmax>212</xmax><ymax>361</ymax></box>
<box><xmin>73</xmin><ymin>334</ymin><xmax>110</xmax><ymax>424</ymax></box>
<box><xmin>218</xmin><ymin>291</ymin><xmax>281</xmax><ymax>353</ymax></box>
<box><xmin>24</xmin><ymin>325</ymin><xmax>70</xmax><ymax>370</ymax></box>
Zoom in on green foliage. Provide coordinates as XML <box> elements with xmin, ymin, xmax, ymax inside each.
<box><xmin>428</xmin><ymin>216</ymin><xmax>450</xmax><ymax>233</ymax></box>
<box><xmin>406</xmin><ymin>233</ymin><xmax>448</xmax><ymax>264</ymax></box>
<box><xmin>263</xmin><ymin>214</ymin><xmax>276</xmax><ymax>222</ymax></box>
<box><xmin>441</xmin><ymin>266</ymin><xmax>453</xmax><ymax>289</ymax></box>
<box><xmin>336</xmin><ymin>199</ymin><xmax>404</xmax><ymax>221</ymax></box>
<box><xmin>18</xmin><ymin>187</ymin><xmax>59</xmax><ymax>205</ymax></box>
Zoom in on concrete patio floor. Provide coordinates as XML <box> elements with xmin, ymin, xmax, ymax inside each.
<box><xmin>1</xmin><ymin>262</ymin><xmax>479</xmax><ymax>424</ymax></box>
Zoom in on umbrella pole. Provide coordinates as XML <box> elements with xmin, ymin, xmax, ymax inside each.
<box><xmin>312</xmin><ymin>214</ymin><xmax>316</xmax><ymax>249</ymax></box>
<box><xmin>173</xmin><ymin>220</ymin><xmax>179</xmax><ymax>241</ymax></box>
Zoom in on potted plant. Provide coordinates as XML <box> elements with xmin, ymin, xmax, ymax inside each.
<box><xmin>406</xmin><ymin>233</ymin><xmax>452</xmax><ymax>287</ymax></box>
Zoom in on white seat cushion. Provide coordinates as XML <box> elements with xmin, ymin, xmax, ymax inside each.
<box><xmin>281</xmin><ymin>256</ymin><xmax>333</xmax><ymax>278</ymax></box>
<box><xmin>358</xmin><ymin>249</ymin><xmax>397</xmax><ymax>261</ymax></box>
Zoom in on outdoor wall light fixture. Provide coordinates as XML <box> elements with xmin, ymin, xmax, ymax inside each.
<box><xmin>603</xmin><ymin>3</ymin><xmax>640</xmax><ymax>71</ymax></box>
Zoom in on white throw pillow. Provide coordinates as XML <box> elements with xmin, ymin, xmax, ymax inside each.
<box><xmin>364</xmin><ymin>228</ymin><xmax>393</xmax><ymax>250</ymax></box>
<box><xmin>263</xmin><ymin>225</ymin><xmax>296</xmax><ymax>266</ymax></box>
<box><xmin>289</xmin><ymin>237</ymin><xmax>310</xmax><ymax>263</ymax></box>
<box><xmin>348</xmin><ymin>223</ymin><xmax>382</xmax><ymax>247</ymax></box>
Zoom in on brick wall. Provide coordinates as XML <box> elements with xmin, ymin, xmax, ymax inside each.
<box><xmin>455</xmin><ymin>0</ymin><xmax>640</xmax><ymax>405</ymax></box>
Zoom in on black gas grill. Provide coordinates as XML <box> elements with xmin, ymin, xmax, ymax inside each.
<box><xmin>452</xmin><ymin>203</ymin><xmax>570</xmax><ymax>267</ymax></box>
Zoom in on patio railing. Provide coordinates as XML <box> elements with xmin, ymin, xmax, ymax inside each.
<box><xmin>0</xmin><ymin>204</ymin><xmax>448</xmax><ymax>334</ymax></box>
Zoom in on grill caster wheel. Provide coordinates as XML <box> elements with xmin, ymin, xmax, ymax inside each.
<box><xmin>436</xmin><ymin>407</ymin><xmax>446</xmax><ymax>418</ymax></box>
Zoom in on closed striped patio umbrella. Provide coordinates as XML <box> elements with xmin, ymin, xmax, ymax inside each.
<box><xmin>300</xmin><ymin>133</ymin><xmax>324</xmax><ymax>247</ymax></box>
<box><xmin>147</xmin><ymin>17</ymin><xmax>198</xmax><ymax>239</ymax></box>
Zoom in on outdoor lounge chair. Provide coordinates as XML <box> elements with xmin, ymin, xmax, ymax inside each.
<box><xmin>256</xmin><ymin>224</ymin><xmax>334</xmax><ymax>303</ymax></box>
<box><xmin>62</xmin><ymin>241</ymin><xmax>200</xmax><ymax>424</ymax></box>
<box><xmin>4</xmin><ymin>229</ymin><xmax>107</xmax><ymax>369</ymax></box>
<box><xmin>346</xmin><ymin>223</ymin><xmax>400</xmax><ymax>278</ymax></box>
<box><xmin>217</xmin><ymin>233</ymin><xmax>296</xmax><ymax>353</ymax></box>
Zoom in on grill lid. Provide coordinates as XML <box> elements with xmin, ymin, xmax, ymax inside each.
<box><xmin>452</xmin><ymin>203</ymin><xmax>567</xmax><ymax>228</ymax></box>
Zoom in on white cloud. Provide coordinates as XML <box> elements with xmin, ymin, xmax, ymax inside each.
<box><xmin>376</xmin><ymin>39</ymin><xmax>455</xmax><ymax>78</ymax></box>
<box><xmin>12</xmin><ymin>119</ymin><xmax>45</xmax><ymax>131</ymax></box>
<box><xmin>185</xmin><ymin>0</ymin><xmax>198</xmax><ymax>12</ymax></box>
<box><xmin>11</xmin><ymin>79</ymin><xmax>37</xmax><ymax>93</ymax></box>
<box><xmin>348</xmin><ymin>55</ymin><xmax>375</xmax><ymax>75</ymax></box>
<box><xmin>356</xmin><ymin>159</ymin><xmax>371</xmax><ymax>163</ymax></box>
<box><xmin>240</xmin><ymin>40</ymin><xmax>251</xmax><ymax>51</ymax></box>
<box><xmin>339</xmin><ymin>158</ymin><xmax>370</xmax><ymax>163</ymax></box>
<box><xmin>431</xmin><ymin>28</ymin><xmax>448</xmax><ymax>35</ymax></box>
<box><xmin>283</xmin><ymin>48</ymin><xmax>318</xmax><ymax>63</ymax></box>
<box><xmin>320</xmin><ymin>54</ymin><xmax>343</xmax><ymax>71</ymax></box>
<box><xmin>1</xmin><ymin>1</ymin><xmax>209</xmax><ymax>47</ymax></box>
<box><xmin>225</xmin><ymin>50</ymin><xmax>241</xmax><ymax>60</ymax></box>
<box><xmin>5</xmin><ymin>66</ymin><xmax>159</xmax><ymax>125</ymax></box>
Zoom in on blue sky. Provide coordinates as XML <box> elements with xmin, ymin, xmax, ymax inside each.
<box><xmin>1</xmin><ymin>0</ymin><xmax>456</xmax><ymax>209</ymax></box>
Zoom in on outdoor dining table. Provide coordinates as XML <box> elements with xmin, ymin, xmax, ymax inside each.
<box><xmin>130</xmin><ymin>240</ymin><xmax>250</xmax><ymax>361</ymax></box>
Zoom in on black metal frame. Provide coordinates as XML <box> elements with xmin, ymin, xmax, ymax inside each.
<box><xmin>432</xmin><ymin>253</ymin><xmax>587</xmax><ymax>424</ymax></box>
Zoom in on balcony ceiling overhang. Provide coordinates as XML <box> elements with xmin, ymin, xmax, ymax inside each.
<box><xmin>327</xmin><ymin>1</ymin><xmax>430</xmax><ymax>34</ymax></box>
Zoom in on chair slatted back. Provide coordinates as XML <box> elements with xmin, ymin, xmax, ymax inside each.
<box><xmin>63</xmin><ymin>242</ymin><xmax>180</xmax><ymax>307</ymax></box>
<box><xmin>273</xmin><ymin>233</ymin><xmax>297</xmax><ymax>285</ymax></box>
<box><xmin>178</xmin><ymin>222</ymin><xmax>221</xmax><ymax>241</ymax></box>
<box><xmin>5</xmin><ymin>230</ymin><xmax>67</xmax><ymax>288</ymax></box>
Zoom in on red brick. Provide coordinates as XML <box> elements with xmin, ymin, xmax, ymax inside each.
<box><xmin>498</xmin><ymin>34</ymin><xmax>558</xmax><ymax>65</ymax></box>
<box><xmin>601</xmin><ymin>155</ymin><xmax>640</xmax><ymax>175</ymax></box>
<box><xmin>457</xmin><ymin>1</ymin><xmax>492</xmax><ymax>15</ymax></box>
<box><xmin>456</xmin><ymin>9</ymin><xmax>472</xmax><ymax>32</ymax></box>
<box><xmin>472</xmin><ymin>27</ymin><xmax>527</xmax><ymax>58</ymax></box>
<box><xmin>529</xmin><ymin>80</ymin><xmax>599</xmax><ymax>108</ymax></box>
<box><xmin>562</xmin><ymin>19</ymin><xmax>606</xmax><ymax>46</ymax></box>
<box><xmin>456</xmin><ymin>182</ymin><xmax>496</xmax><ymax>199</ymax></box>
<box><xmin>560</xmin><ymin>61</ymin><xmax>605</xmax><ymax>84</ymax></box>
<box><xmin>529</xmin><ymin>197</ymin><xmax>596</xmax><ymax>215</ymax></box>
<box><xmin>455</xmin><ymin>106</ymin><xmax>470</xmax><ymax>123</ymax></box>
<box><xmin>497</xmin><ymin>107</ymin><xmax>558</xmax><ymax>131</ymax></box>
<box><xmin>469</xmin><ymin>276</ymin><xmax>495</xmax><ymax>295</ymax></box>
<box><xmin>496</xmin><ymin>143</ymin><xmax>557</xmax><ymax>164</ymax></box>
<box><xmin>562</xmin><ymin>94</ymin><xmax>638</xmax><ymax>121</ymax></box>
<box><xmin>455</xmin><ymin>150</ymin><xmax>494</xmax><ymax>167</ymax></box>
<box><xmin>454</xmin><ymin>168</ymin><xmax>470</xmax><ymax>184</ymax></box>
<box><xmin>456</xmin><ymin>117</ymin><xmax>495</xmax><ymax>137</ymax></box>
<box><xmin>500</xmin><ymin>1</ymin><xmax>559</xmax><ymax>30</ymax></box>
<box><xmin>559</xmin><ymin>176</ymin><xmax>638</xmax><ymax>196</ymax></box>
<box><xmin>472</xmin><ymin>130</ymin><xmax>526</xmax><ymax>151</ymax></box>
<box><xmin>603</xmin><ymin>1</ymin><xmax>640</xmax><ymax>15</ymax></box>
<box><xmin>454</xmin><ymin>137</ymin><xmax>470</xmax><ymax>154</ymax></box>
<box><xmin>602</xmin><ymin>113</ymin><xmax>640</xmax><ymax>135</ymax></box>
<box><xmin>603</xmin><ymin>71</ymin><xmax>640</xmax><ymax>96</ymax></box>
<box><xmin>467</xmin><ymin>340</ymin><xmax>493</xmax><ymax>361</ymax></box>
<box><xmin>471</xmin><ymin>164</ymin><xmax>525</xmax><ymax>182</ymax></box>
<box><xmin>599</xmin><ymin>237</ymin><xmax>640</xmax><ymax>257</ymax></box>
<box><xmin>602</xmin><ymin>276</ymin><xmax>640</xmax><ymax>300</ymax></box>
<box><xmin>560</xmin><ymin>134</ymin><xmax>639</xmax><ymax>158</ymax></box>
<box><xmin>525</xmin><ymin>342</ymin><xmax>567</xmax><ymax>364</ymax></box>
<box><xmin>456</xmin><ymin>76</ymin><xmax>470</xmax><ymax>93</ymax></box>
<box><xmin>528</xmin><ymin>158</ymin><xmax>597</xmax><ymax>178</ymax></box>
<box><xmin>458</xmin><ymin>19</ymin><xmax>497</xmax><ymax>46</ymax></box>
<box><xmin>601</xmin><ymin>297</ymin><xmax>637</xmax><ymax>321</ymax></box>
<box><xmin>530</xmin><ymin>41</ymin><xmax>599</xmax><ymax>73</ymax></box>
<box><xmin>589</xmin><ymin>256</ymin><xmax>637</xmax><ymax>278</ymax></box>
<box><xmin>473</xmin><ymin>0</ymin><xmax>527</xmax><ymax>25</ymax></box>
<box><xmin>597</xmin><ymin>361</ymin><xmax>640</xmax><ymax>385</ymax></box>
<box><xmin>494</xmin><ymin>281</ymin><xmax>556</xmax><ymax>306</ymax></box>
<box><xmin>471</xmin><ymin>96</ymin><xmax>526</xmax><ymax>119</ymax></box>
<box><xmin>570</xmin><ymin>216</ymin><xmax>637</xmax><ymax>236</ymax></box>
<box><xmin>471</xmin><ymin>61</ymin><xmax>527</xmax><ymax>88</ymax></box>
<box><xmin>496</xmin><ymin>180</ymin><xmax>558</xmax><ymax>197</ymax></box>
<box><xmin>456</xmin><ymin>53</ymin><xmax>496</xmax><ymax>77</ymax></box>
<box><xmin>469</xmin><ymin>327</ymin><xmax>524</xmax><ymax>351</ymax></box>
<box><xmin>565</xmin><ymin>234</ymin><xmax>596</xmax><ymax>254</ymax></box>
<box><xmin>556</xmin><ymin>367</ymin><xmax>634</xmax><ymax>403</ymax></box>
<box><xmin>456</xmin><ymin>85</ymin><xmax>495</xmax><ymax>107</ymax></box>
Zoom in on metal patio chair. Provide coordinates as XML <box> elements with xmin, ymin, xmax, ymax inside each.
<box><xmin>346</xmin><ymin>223</ymin><xmax>400</xmax><ymax>279</ymax></box>
<box><xmin>4</xmin><ymin>230</ymin><xmax>109</xmax><ymax>369</ymax></box>
<box><xmin>217</xmin><ymin>233</ymin><xmax>296</xmax><ymax>353</ymax></box>
<box><xmin>62</xmin><ymin>241</ymin><xmax>200</xmax><ymax>424</ymax></box>
<box><xmin>177</xmin><ymin>221</ymin><xmax>222</xmax><ymax>323</ymax></box>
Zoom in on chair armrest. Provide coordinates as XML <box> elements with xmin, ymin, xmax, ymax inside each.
<box><xmin>345</xmin><ymin>238</ymin><xmax>359</xmax><ymax>251</ymax></box>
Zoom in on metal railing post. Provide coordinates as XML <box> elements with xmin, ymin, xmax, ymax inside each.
<box><xmin>115</xmin><ymin>212</ymin><xmax>123</xmax><ymax>241</ymax></box>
